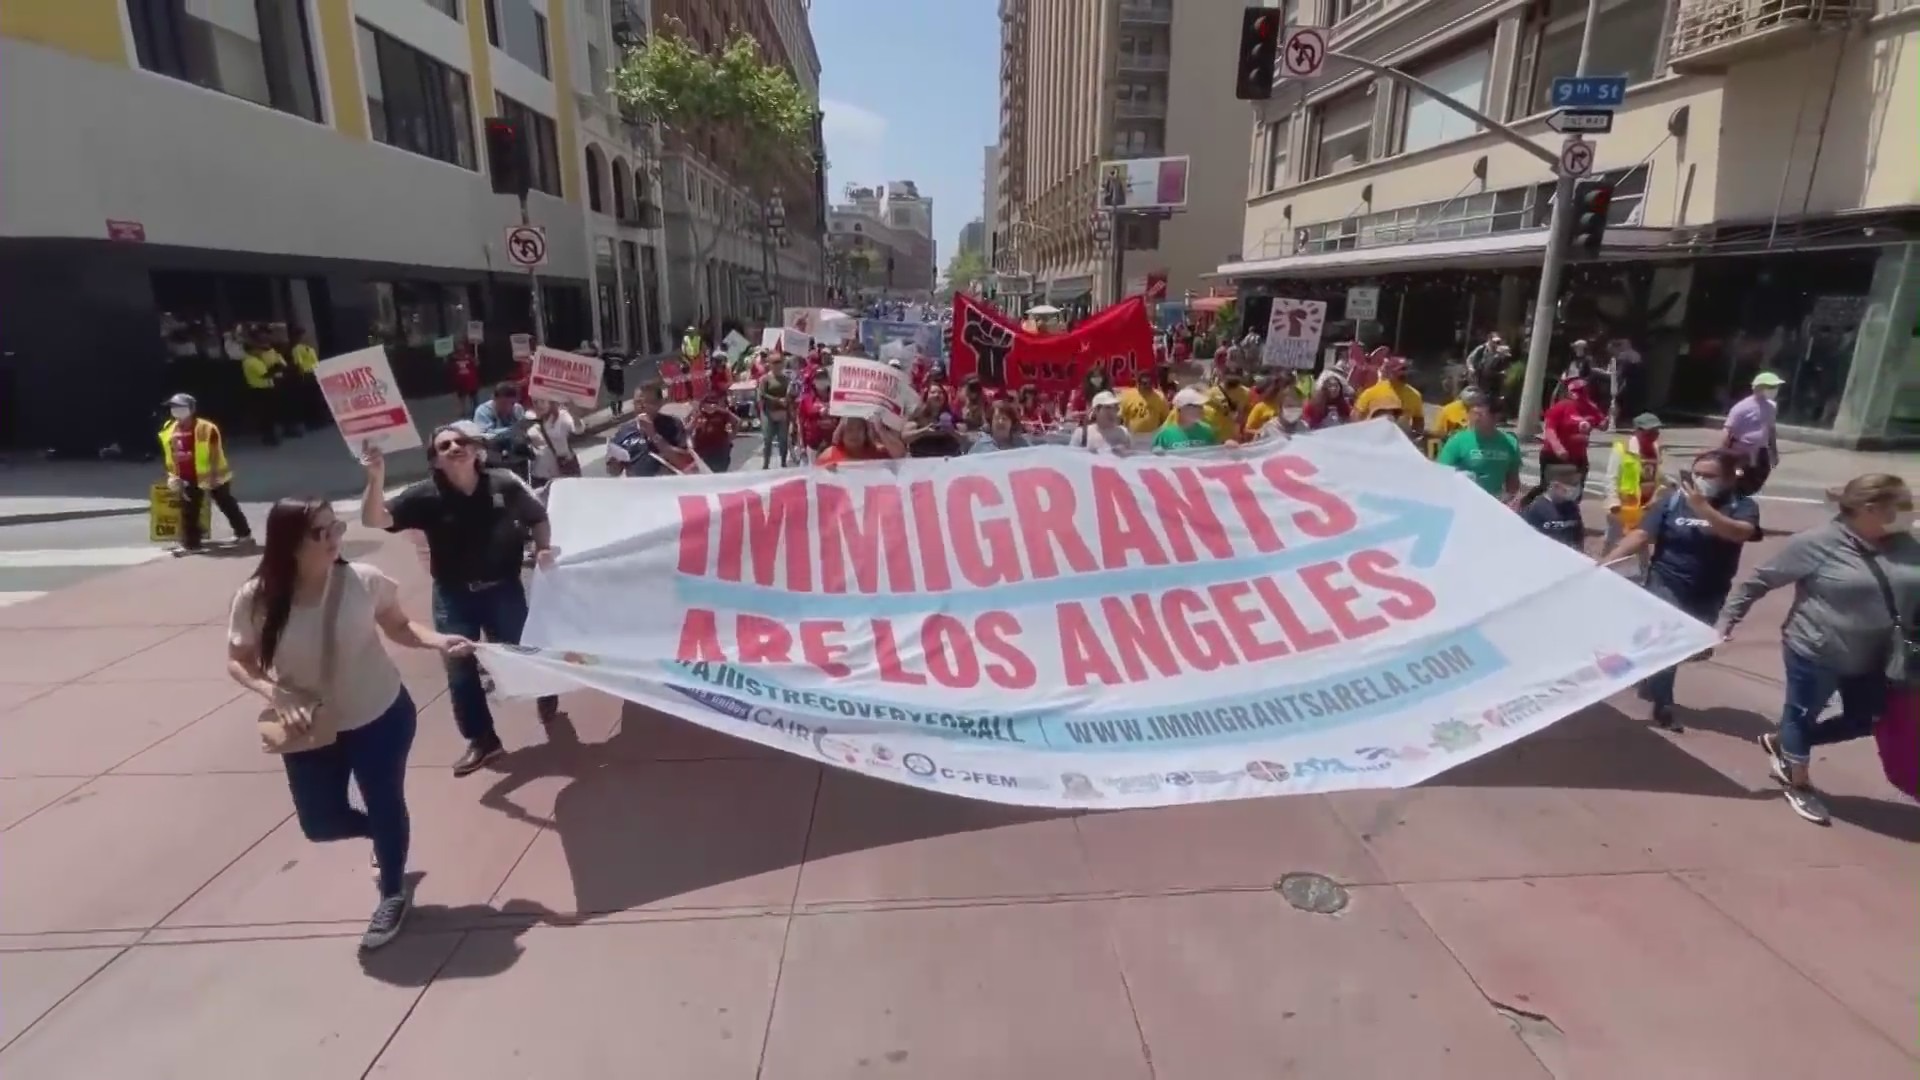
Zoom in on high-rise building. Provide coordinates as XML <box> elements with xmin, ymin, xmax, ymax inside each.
<box><xmin>1222</xmin><ymin>0</ymin><xmax>1920</xmax><ymax>448</ymax></box>
<box><xmin>827</xmin><ymin>182</ymin><xmax>937</xmax><ymax>299</ymax></box>
<box><xmin>959</xmin><ymin>220</ymin><xmax>987</xmax><ymax>257</ymax></box>
<box><xmin>650</xmin><ymin>0</ymin><xmax>828</xmax><ymax>333</ymax></box>
<box><xmin>993</xmin><ymin>0</ymin><xmax>1249</xmax><ymax>308</ymax></box>
<box><xmin>982</xmin><ymin>145</ymin><xmax>1001</xmax><ymax>265</ymax></box>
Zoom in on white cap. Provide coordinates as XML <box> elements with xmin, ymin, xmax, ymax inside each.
<box><xmin>887</xmin><ymin>357</ymin><xmax>903</xmax><ymax>368</ymax></box>
<box><xmin>1172</xmin><ymin>386</ymin><xmax>1208</xmax><ymax>409</ymax></box>
<box><xmin>1091</xmin><ymin>390</ymin><xmax>1120</xmax><ymax>408</ymax></box>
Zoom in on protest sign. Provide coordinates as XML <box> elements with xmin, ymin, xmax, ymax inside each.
<box><xmin>528</xmin><ymin>346</ymin><xmax>604</xmax><ymax>409</ymax></box>
<box><xmin>828</xmin><ymin>356</ymin><xmax>918</xmax><ymax>430</ymax></box>
<box><xmin>480</xmin><ymin>421</ymin><xmax>1717</xmax><ymax>808</ymax></box>
<box><xmin>948</xmin><ymin>294</ymin><xmax>1154</xmax><ymax>396</ymax></box>
<box><xmin>147</xmin><ymin>483</ymin><xmax>209</xmax><ymax>544</ymax></box>
<box><xmin>1262</xmin><ymin>299</ymin><xmax>1327</xmax><ymax>370</ymax></box>
<box><xmin>314</xmin><ymin>346</ymin><xmax>420</xmax><ymax>455</ymax></box>
<box><xmin>467</xmin><ymin>320</ymin><xmax>485</xmax><ymax>343</ymax></box>
<box><xmin>784</xmin><ymin>307</ymin><xmax>854</xmax><ymax>346</ymax></box>
<box><xmin>862</xmin><ymin>319</ymin><xmax>945</xmax><ymax>360</ymax></box>
<box><xmin>722</xmin><ymin>330</ymin><xmax>752</xmax><ymax>363</ymax></box>
<box><xmin>510</xmin><ymin>334</ymin><xmax>533</xmax><ymax>362</ymax></box>
<box><xmin>761</xmin><ymin>327</ymin><xmax>810</xmax><ymax>355</ymax></box>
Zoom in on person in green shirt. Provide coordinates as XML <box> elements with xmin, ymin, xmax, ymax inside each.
<box><xmin>1436</xmin><ymin>397</ymin><xmax>1522</xmax><ymax>500</ymax></box>
<box><xmin>1153</xmin><ymin>387</ymin><xmax>1221</xmax><ymax>452</ymax></box>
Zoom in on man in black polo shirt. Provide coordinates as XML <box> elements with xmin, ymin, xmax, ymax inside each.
<box><xmin>360</xmin><ymin>421</ymin><xmax>560</xmax><ymax>776</ymax></box>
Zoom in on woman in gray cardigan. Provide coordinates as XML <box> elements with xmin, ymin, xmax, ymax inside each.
<box><xmin>1720</xmin><ymin>474</ymin><xmax>1918</xmax><ymax>825</ymax></box>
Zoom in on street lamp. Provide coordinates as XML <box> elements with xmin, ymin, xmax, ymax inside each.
<box><xmin>760</xmin><ymin>188</ymin><xmax>787</xmax><ymax>320</ymax></box>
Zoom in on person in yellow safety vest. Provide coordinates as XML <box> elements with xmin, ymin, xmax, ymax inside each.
<box><xmin>290</xmin><ymin>326</ymin><xmax>325</xmax><ymax>431</ymax></box>
<box><xmin>160</xmin><ymin>393</ymin><xmax>253</xmax><ymax>554</ymax></box>
<box><xmin>240</xmin><ymin>331</ymin><xmax>288</xmax><ymax>446</ymax></box>
<box><xmin>1602</xmin><ymin>412</ymin><xmax>1664</xmax><ymax>580</ymax></box>
<box><xmin>681</xmin><ymin>325</ymin><xmax>704</xmax><ymax>364</ymax></box>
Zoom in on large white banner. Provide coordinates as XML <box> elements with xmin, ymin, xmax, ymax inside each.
<box><xmin>481</xmin><ymin>422</ymin><xmax>1715</xmax><ymax>808</ymax></box>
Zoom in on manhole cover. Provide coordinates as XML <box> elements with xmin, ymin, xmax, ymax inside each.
<box><xmin>1275</xmin><ymin>872</ymin><xmax>1349</xmax><ymax>914</ymax></box>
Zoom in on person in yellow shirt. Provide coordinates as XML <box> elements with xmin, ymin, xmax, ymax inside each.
<box><xmin>1242</xmin><ymin>375</ymin><xmax>1304</xmax><ymax>440</ymax></box>
<box><xmin>1352</xmin><ymin>356</ymin><xmax>1425</xmax><ymax>443</ymax></box>
<box><xmin>1117</xmin><ymin>368</ymin><xmax>1170</xmax><ymax>435</ymax></box>
<box><xmin>239</xmin><ymin>330</ymin><xmax>287</xmax><ymax>446</ymax></box>
<box><xmin>1428</xmin><ymin>382</ymin><xmax>1476</xmax><ymax>458</ymax></box>
<box><xmin>1201</xmin><ymin>373</ymin><xmax>1248</xmax><ymax>445</ymax></box>
<box><xmin>290</xmin><ymin>326</ymin><xmax>325</xmax><ymax>430</ymax></box>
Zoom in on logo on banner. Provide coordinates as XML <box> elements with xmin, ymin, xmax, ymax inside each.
<box><xmin>959</xmin><ymin>308</ymin><xmax>1014</xmax><ymax>385</ymax></box>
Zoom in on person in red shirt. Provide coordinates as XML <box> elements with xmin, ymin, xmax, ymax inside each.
<box><xmin>814</xmin><ymin>416</ymin><xmax>906</xmax><ymax>468</ymax></box>
<box><xmin>1301</xmin><ymin>373</ymin><xmax>1353</xmax><ymax>429</ymax></box>
<box><xmin>447</xmin><ymin>343</ymin><xmax>480</xmax><ymax>416</ymax></box>
<box><xmin>796</xmin><ymin>366</ymin><xmax>836</xmax><ymax>457</ymax></box>
<box><xmin>690</xmin><ymin>390</ymin><xmax>738</xmax><ymax>473</ymax></box>
<box><xmin>1540</xmin><ymin>376</ymin><xmax>1607</xmax><ymax>491</ymax></box>
<box><xmin>1015</xmin><ymin>384</ymin><xmax>1055</xmax><ymax>432</ymax></box>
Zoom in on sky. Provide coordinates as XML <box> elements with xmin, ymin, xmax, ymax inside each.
<box><xmin>809</xmin><ymin>1</ymin><xmax>998</xmax><ymax>272</ymax></box>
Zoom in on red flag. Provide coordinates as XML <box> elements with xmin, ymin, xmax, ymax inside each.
<box><xmin>948</xmin><ymin>294</ymin><xmax>1155</xmax><ymax>396</ymax></box>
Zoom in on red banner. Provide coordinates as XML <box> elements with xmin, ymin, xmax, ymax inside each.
<box><xmin>947</xmin><ymin>294</ymin><xmax>1156</xmax><ymax>394</ymax></box>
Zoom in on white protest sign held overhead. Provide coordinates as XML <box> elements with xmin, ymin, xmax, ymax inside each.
<box><xmin>314</xmin><ymin>346</ymin><xmax>421</xmax><ymax>456</ymax></box>
<box><xmin>482</xmin><ymin>421</ymin><xmax>1718</xmax><ymax>809</ymax></box>
<box><xmin>510</xmin><ymin>333</ymin><xmax>534</xmax><ymax>362</ymax></box>
<box><xmin>527</xmin><ymin>346</ymin><xmax>604</xmax><ymax>409</ymax></box>
<box><xmin>722</xmin><ymin>330</ymin><xmax>753</xmax><ymax>363</ymax></box>
<box><xmin>828</xmin><ymin>355</ymin><xmax>919</xmax><ymax>430</ymax></box>
<box><xmin>1262</xmin><ymin>298</ymin><xmax>1328</xmax><ymax>369</ymax></box>
<box><xmin>761</xmin><ymin>326</ymin><xmax>811</xmax><ymax>355</ymax></box>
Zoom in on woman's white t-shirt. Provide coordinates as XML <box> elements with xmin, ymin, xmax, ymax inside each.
<box><xmin>229</xmin><ymin>562</ymin><xmax>406</xmax><ymax>733</ymax></box>
<box><xmin>530</xmin><ymin>409</ymin><xmax>579</xmax><ymax>479</ymax></box>
<box><xmin>1070</xmin><ymin>423</ymin><xmax>1131</xmax><ymax>453</ymax></box>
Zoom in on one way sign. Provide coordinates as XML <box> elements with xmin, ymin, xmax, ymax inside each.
<box><xmin>1546</xmin><ymin>108</ymin><xmax>1614</xmax><ymax>135</ymax></box>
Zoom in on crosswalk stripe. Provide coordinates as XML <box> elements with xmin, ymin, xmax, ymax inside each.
<box><xmin>0</xmin><ymin>591</ymin><xmax>46</xmax><ymax>607</ymax></box>
<box><xmin>0</xmin><ymin>547</ymin><xmax>168</xmax><ymax>569</ymax></box>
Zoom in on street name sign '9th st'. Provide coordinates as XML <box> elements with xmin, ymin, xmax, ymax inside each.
<box><xmin>1549</xmin><ymin>76</ymin><xmax>1628</xmax><ymax>110</ymax></box>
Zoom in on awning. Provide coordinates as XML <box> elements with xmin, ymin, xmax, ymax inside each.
<box><xmin>1189</xmin><ymin>296</ymin><xmax>1233</xmax><ymax>314</ymax></box>
<box><xmin>1214</xmin><ymin>227</ymin><xmax>1677</xmax><ymax>280</ymax></box>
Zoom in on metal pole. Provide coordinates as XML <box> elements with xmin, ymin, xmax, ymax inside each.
<box><xmin>759</xmin><ymin>220</ymin><xmax>774</xmax><ymax>327</ymax></box>
<box><xmin>519</xmin><ymin>196</ymin><xmax>548</xmax><ymax>346</ymax></box>
<box><xmin>1111</xmin><ymin>215</ymin><xmax>1127</xmax><ymax>307</ymax></box>
<box><xmin>1513</xmin><ymin>0</ymin><xmax>1603</xmax><ymax>439</ymax></box>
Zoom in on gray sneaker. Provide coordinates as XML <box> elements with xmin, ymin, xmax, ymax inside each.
<box><xmin>1758</xmin><ymin>733</ymin><xmax>1793</xmax><ymax>786</ymax></box>
<box><xmin>360</xmin><ymin>893</ymin><xmax>411</xmax><ymax>951</ymax></box>
<box><xmin>1782</xmin><ymin>786</ymin><xmax>1831</xmax><ymax>826</ymax></box>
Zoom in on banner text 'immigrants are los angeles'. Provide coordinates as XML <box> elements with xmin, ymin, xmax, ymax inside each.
<box><xmin>669</xmin><ymin>453</ymin><xmax>1440</xmax><ymax>692</ymax></box>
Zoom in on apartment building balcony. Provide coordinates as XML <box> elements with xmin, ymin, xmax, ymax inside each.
<box><xmin>1115</xmin><ymin>53</ymin><xmax>1170</xmax><ymax>73</ymax></box>
<box><xmin>1669</xmin><ymin>0</ymin><xmax>1870</xmax><ymax>73</ymax></box>
<box><xmin>611</xmin><ymin>0</ymin><xmax>645</xmax><ymax>49</ymax></box>
<box><xmin>1118</xmin><ymin>1</ymin><xmax>1173</xmax><ymax>25</ymax></box>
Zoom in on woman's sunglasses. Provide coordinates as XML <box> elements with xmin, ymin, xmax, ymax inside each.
<box><xmin>308</xmin><ymin>520</ymin><xmax>347</xmax><ymax>542</ymax></box>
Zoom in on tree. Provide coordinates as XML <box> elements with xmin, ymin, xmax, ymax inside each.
<box><xmin>943</xmin><ymin>248</ymin><xmax>988</xmax><ymax>295</ymax></box>
<box><xmin>613</xmin><ymin>23</ymin><xmax>814</xmax><ymax>329</ymax></box>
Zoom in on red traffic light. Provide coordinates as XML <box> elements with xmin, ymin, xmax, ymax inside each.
<box><xmin>1582</xmin><ymin>184</ymin><xmax>1613</xmax><ymax>212</ymax></box>
<box><xmin>1252</xmin><ymin>13</ymin><xmax>1274</xmax><ymax>39</ymax></box>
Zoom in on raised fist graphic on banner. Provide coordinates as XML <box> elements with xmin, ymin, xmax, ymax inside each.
<box><xmin>962</xmin><ymin>309</ymin><xmax>1014</xmax><ymax>386</ymax></box>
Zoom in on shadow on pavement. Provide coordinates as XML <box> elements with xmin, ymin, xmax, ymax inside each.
<box><xmin>469</xmin><ymin>704</ymin><xmax>1070</xmax><ymax>925</ymax></box>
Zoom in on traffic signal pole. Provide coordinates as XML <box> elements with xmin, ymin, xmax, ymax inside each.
<box><xmin>1319</xmin><ymin>0</ymin><xmax>1602</xmax><ymax>437</ymax></box>
<box><xmin>1514</xmin><ymin>0</ymin><xmax>1601</xmax><ymax>439</ymax></box>
<box><xmin>519</xmin><ymin>195</ymin><xmax>549</xmax><ymax>347</ymax></box>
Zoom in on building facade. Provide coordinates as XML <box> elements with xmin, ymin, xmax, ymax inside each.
<box><xmin>827</xmin><ymin>183</ymin><xmax>938</xmax><ymax>300</ymax></box>
<box><xmin>959</xmin><ymin>220</ymin><xmax>988</xmax><ymax>257</ymax></box>
<box><xmin>982</xmin><ymin>144</ymin><xmax>1001</xmax><ymax>263</ymax></box>
<box><xmin>1224</xmin><ymin>0</ymin><xmax>1920</xmax><ymax>448</ymax></box>
<box><xmin>650</xmin><ymin>0</ymin><xmax>827</xmax><ymax>339</ymax></box>
<box><xmin>992</xmin><ymin>0</ymin><xmax>1254</xmax><ymax>311</ymax></box>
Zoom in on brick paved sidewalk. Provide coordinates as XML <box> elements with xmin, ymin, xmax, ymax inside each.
<box><xmin>0</xmin><ymin>519</ymin><xmax>1913</xmax><ymax>1079</ymax></box>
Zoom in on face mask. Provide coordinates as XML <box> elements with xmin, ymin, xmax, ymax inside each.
<box><xmin>1890</xmin><ymin>510</ymin><xmax>1915</xmax><ymax>534</ymax></box>
<box><xmin>813</xmin><ymin>381</ymin><xmax>829</xmax><ymax>394</ymax></box>
<box><xmin>169</xmin><ymin>406</ymin><xmax>191</xmax><ymax>420</ymax></box>
<box><xmin>1756</xmin><ymin>388</ymin><xmax>1778</xmax><ymax>401</ymax></box>
<box><xmin>1549</xmin><ymin>484</ymin><xmax>1578</xmax><ymax>503</ymax></box>
<box><xmin>1281</xmin><ymin>408</ymin><xmax>1302</xmax><ymax>424</ymax></box>
<box><xmin>1694</xmin><ymin>479</ymin><xmax>1724</xmax><ymax>499</ymax></box>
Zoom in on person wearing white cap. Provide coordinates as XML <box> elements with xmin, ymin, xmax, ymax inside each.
<box><xmin>1724</xmin><ymin>371</ymin><xmax>1783</xmax><ymax>496</ymax></box>
<box><xmin>1070</xmin><ymin>390</ymin><xmax>1132</xmax><ymax>453</ymax></box>
<box><xmin>159</xmin><ymin>392</ymin><xmax>253</xmax><ymax>554</ymax></box>
<box><xmin>1153</xmin><ymin>387</ymin><xmax>1221</xmax><ymax>451</ymax></box>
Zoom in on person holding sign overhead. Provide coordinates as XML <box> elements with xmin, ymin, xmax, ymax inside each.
<box><xmin>814</xmin><ymin>417</ymin><xmax>905</xmax><ymax>468</ymax></box>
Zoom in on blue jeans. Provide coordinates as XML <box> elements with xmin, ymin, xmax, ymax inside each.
<box><xmin>431</xmin><ymin>579</ymin><xmax>556</xmax><ymax>749</ymax></box>
<box><xmin>283</xmin><ymin>690</ymin><xmax>416</xmax><ymax>898</ymax></box>
<box><xmin>1638</xmin><ymin>574</ymin><xmax>1726</xmax><ymax>710</ymax></box>
<box><xmin>761</xmin><ymin>417</ymin><xmax>789</xmax><ymax>467</ymax></box>
<box><xmin>1777</xmin><ymin>646</ymin><xmax>1886</xmax><ymax>765</ymax></box>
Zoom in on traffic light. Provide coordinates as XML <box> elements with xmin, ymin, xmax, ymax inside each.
<box><xmin>1572</xmin><ymin>180</ymin><xmax>1614</xmax><ymax>254</ymax></box>
<box><xmin>484</xmin><ymin>117</ymin><xmax>530</xmax><ymax>198</ymax></box>
<box><xmin>1234</xmin><ymin>7</ymin><xmax>1279</xmax><ymax>101</ymax></box>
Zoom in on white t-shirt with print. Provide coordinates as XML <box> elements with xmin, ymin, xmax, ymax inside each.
<box><xmin>229</xmin><ymin>562</ymin><xmax>406</xmax><ymax>733</ymax></box>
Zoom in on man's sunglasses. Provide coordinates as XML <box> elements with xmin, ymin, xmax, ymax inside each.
<box><xmin>433</xmin><ymin>436</ymin><xmax>476</xmax><ymax>454</ymax></box>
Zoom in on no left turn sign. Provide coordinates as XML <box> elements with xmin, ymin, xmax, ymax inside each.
<box><xmin>1558</xmin><ymin>137</ymin><xmax>1595</xmax><ymax>179</ymax></box>
<box><xmin>1281</xmin><ymin>28</ymin><xmax>1326</xmax><ymax>78</ymax></box>
<box><xmin>505</xmin><ymin>224</ymin><xmax>548</xmax><ymax>268</ymax></box>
